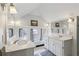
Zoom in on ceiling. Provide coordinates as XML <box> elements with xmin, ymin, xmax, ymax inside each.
<box><xmin>15</xmin><ymin>3</ymin><xmax>79</xmax><ymax>22</ymax></box>
<box><xmin>14</xmin><ymin>3</ymin><xmax>40</xmax><ymax>17</ymax></box>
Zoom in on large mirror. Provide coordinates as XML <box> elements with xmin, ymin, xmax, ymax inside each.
<box><xmin>51</xmin><ymin>20</ymin><xmax>68</xmax><ymax>34</ymax></box>
<box><xmin>19</xmin><ymin>28</ymin><xmax>30</xmax><ymax>40</ymax></box>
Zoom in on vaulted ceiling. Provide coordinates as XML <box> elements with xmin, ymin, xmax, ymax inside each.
<box><xmin>14</xmin><ymin>3</ymin><xmax>79</xmax><ymax>22</ymax></box>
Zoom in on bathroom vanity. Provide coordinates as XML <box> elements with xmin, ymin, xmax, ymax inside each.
<box><xmin>48</xmin><ymin>36</ymin><xmax>72</xmax><ymax>56</ymax></box>
<box><xmin>1</xmin><ymin>41</ymin><xmax>35</xmax><ymax>56</ymax></box>
<box><xmin>44</xmin><ymin>19</ymin><xmax>73</xmax><ymax>56</ymax></box>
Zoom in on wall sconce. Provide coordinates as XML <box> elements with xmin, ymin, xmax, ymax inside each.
<box><xmin>68</xmin><ymin>17</ymin><xmax>74</xmax><ymax>23</ymax></box>
<box><xmin>9</xmin><ymin>3</ymin><xmax>17</xmax><ymax>14</ymax></box>
<box><xmin>1</xmin><ymin>3</ymin><xmax>6</xmax><ymax>11</ymax></box>
<box><xmin>9</xmin><ymin>20</ymin><xmax>15</xmax><ymax>26</ymax></box>
<box><xmin>1</xmin><ymin>3</ymin><xmax>17</xmax><ymax>14</ymax></box>
<box><xmin>15</xmin><ymin>21</ymin><xmax>21</xmax><ymax>26</ymax></box>
<box><xmin>44</xmin><ymin>23</ymin><xmax>49</xmax><ymax>27</ymax></box>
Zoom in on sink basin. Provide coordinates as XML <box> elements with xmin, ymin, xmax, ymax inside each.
<box><xmin>14</xmin><ymin>40</ymin><xmax>28</xmax><ymax>45</ymax></box>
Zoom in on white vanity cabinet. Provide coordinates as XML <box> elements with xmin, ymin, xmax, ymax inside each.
<box><xmin>48</xmin><ymin>37</ymin><xmax>72</xmax><ymax>56</ymax></box>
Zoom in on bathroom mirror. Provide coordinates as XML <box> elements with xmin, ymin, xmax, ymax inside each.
<box><xmin>51</xmin><ymin>20</ymin><xmax>68</xmax><ymax>34</ymax></box>
<box><xmin>9</xmin><ymin>28</ymin><xmax>13</xmax><ymax>38</ymax></box>
<box><xmin>19</xmin><ymin>28</ymin><xmax>22</xmax><ymax>37</ymax></box>
<box><xmin>19</xmin><ymin>28</ymin><xmax>26</xmax><ymax>37</ymax></box>
<box><xmin>19</xmin><ymin>28</ymin><xmax>30</xmax><ymax>40</ymax></box>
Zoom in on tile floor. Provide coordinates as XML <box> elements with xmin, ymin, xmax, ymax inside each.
<box><xmin>34</xmin><ymin>46</ymin><xmax>55</xmax><ymax>56</ymax></box>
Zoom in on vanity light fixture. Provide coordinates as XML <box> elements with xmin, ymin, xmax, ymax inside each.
<box><xmin>44</xmin><ymin>23</ymin><xmax>49</xmax><ymax>27</ymax></box>
<box><xmin>1</xmin><ymin>3</ymin><xmax>5</xmax><ymax>11</ymax></box>
<box><xmin>9</xmin><ymin>21</ymin><xmax>15</xmax><ymax>26</ymax></box>
<box><xmin>1</xmin><ymin>3</ymin><xmax>17</xmax><ymax>14</ymax></box>
<box><xmin>9</xmin><ymin>3</ymin><xmax>17</xmax><ymax>14</ymax></box>
<box><xmin>15</xmin><ymin>21</ymin><xmax>21</xmax><ymax>26</ymax></box>
<box><xmin>68</xmin><ymin>17</ymin><xmax>74</xmax><ymax>22</ymax></box>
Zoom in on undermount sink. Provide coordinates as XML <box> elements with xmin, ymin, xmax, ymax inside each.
<box><xmin>13</xmin><ymin>40</ymin><xmax>28</xmax><ymax>45</ymax></box>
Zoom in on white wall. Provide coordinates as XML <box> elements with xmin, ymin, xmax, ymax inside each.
<box><xmin>68</xmin><ymin>17</ymin><xmax>77</xmax><ymax>55</ymax></box>
<box><xmin>0</xmin><ymin>5</ymin><xmax>5</xmax><ymax>49</ymax></box>
<box><xmin>0</xmin><ymin>12</ymin><xmax>3</xmax><ymax>49</ymax></box>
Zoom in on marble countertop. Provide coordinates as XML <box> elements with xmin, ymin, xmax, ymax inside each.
<box><xmin>60</xmin><ymin>36</ymin><xmax>72</xmax><ymax>40</ymax></box>
<box><xmin>49</xmin><ymin>35</ymin><xmax>72</xmax><ymax>41</ymax></box>
<box><xmin>4</xmin><ymin>41</ymin><xmax>35</xmax><ymax>52</ymax></box>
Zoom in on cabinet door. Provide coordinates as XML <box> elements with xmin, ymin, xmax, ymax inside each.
<box><xmin>55</xmin><ymin>40</ymin><xmax>63</xmax><ymax>56</ymax></box>
<box><xmin>48</xmin><ymin>39</ymin><xmax>54</xmax><ymax>53</ymax></box>
<box><xmin>55</xmin><ymin>43</ymin><xmax>62</xmax><ymax>56</ymax></box>
<box><xmin>43</xmin><ymin>37</ymin><xmax>48</xmax><ymax>49</ymax></box>
<box><xmin>48</xmin><ymin>39</ymin><xmax>52</xmax><ymax>51</ymax></box>
<box><xmin>52</xmin><ymin>40</ymin><xmax>56</xmax><ymax>54</ymax></box>
<box><xmin>50</xmin><ymin>39</ymin><xmax>53</xmax><ymax>52</ymax></box>
<box><xmin>62</xmin><ymin>40</ymin><xmax>72</xmax><ymax>56</ymax></box>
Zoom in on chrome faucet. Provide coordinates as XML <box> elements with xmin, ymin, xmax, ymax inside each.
<box><xmin>13</xmin><ymin>40</ymin><xmax>19</xmax><ymax>44</ymax></box>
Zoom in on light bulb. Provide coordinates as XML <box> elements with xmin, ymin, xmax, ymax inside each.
<box><xmin>15</xmin><ymin>21</ymin><xmax>21</xmax><ymax>26</ymax></box>
<box><xmin>68</xmin><ymin>18</ymin><xmax>72</xmax><ymax>22</ymax></box>
<box><xmin>9</xmin><ymin>21</ymin><xmax>14</xmax><ymax>26</ymax></box>
<box><xmin>68</xmin><ymin>17</ymin><xmax>74</xmax><ymax>23</ymax></box>
<box><xmin>44</xmin><ymin>23</ymin><xmax>49</xmax><ymax>27</ymax></box>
